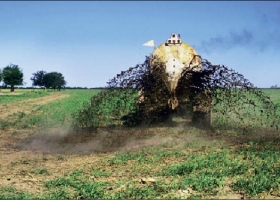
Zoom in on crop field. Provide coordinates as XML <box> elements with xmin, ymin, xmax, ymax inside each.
<box><xmin>0</xmin><ymin>88</ymin><xmax>280</xmax><ymax>199</ymax></box>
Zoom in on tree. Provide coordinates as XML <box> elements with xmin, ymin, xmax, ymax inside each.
<box><xmin>30</xmin><ymin>70</ymin><xmax>47</xmax><ymax>88</ymax></box>
<box><xmin>0</xmin><ymin>68</ymin><xmax>2</xmax><ymax>83</ymax></box>
<box><xmin>30</xmin><ymin>70</ymin><xmax>67</xmax><ymax>91</ymax></box>
<box><xmin>0</xmin><ymin>69</ymin><xmax>2</xmax><ymax>93</ymax></box>
<box><xmin>2</xmin><ymin>64</ymin><xmax>24</xmax><ymax>92</ymax></box>
<box><xmin>43</xmin><ymin>72</ymin><xmax>66</xmax><ymax>90</ymax></box>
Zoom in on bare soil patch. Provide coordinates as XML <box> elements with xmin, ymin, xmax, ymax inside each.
<box><xmin>0</xmin><ymin>92</ymin><xmax>74</xmax><ymax>194</ymax></box>
<box><xmin>0</xmin><ymin>118</ymin><xmax>210</xmax><ymax>195</ymax></box>
<box><xmin>0</xmin><ymin>147</ymin><xmax>100</xmax><ymax>194</ymax></box>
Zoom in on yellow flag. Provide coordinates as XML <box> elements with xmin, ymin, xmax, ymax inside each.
<box><xmin>143</xmin><ymin>40</ymin><xmax>155</xmax><ymax>47</ymax></box>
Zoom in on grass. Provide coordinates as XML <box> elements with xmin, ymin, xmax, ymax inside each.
<box><xmin>1</xmin><ymin>89</ymin><xmax>280</xmax><ymax>199</ymax></box>
<box><xmin>211</xmin><ymin>88</ymin><xmax>280</xmax><ymax>130</ymax></box>
<box><xmin>3</xmin><ymin>141</ymin><xmax>279</xmax><ymax>199</ymax></box>
<box><xmin>0</xmin><ymin>186</ymin><xmax>35</xmax><ymax>200</ymax></box>
<box><xmin>29</xmin><ymin>89</ymin><xmax>100</xmax><ymax>128</ymax></box>
<box><xmin>232</xmin><ymin>143</ymin><xmax>280</xmax><ymax>196</ymax></box>
<box><xmin>44</xmin><ymin>170</ymin><xmax>109</xmax><ymax>199</ymax></box>
<box><xmin>261</xmin><ymin>88</ymin><xmax>280</xmax><ymax>104</ymax></box>
<box><xmin>73</xmin><ymin>88</ymin><xmax>139</xmax><ymax>129</ymax></box>
<box><xmin>0</xmin><ymin>88</ymin><xmax>50</xmax><ymax>104</ymax></box>
<box><xmin>30</xmin><ymin>168</ymin><xmax>51</xmax><ymax>175</ymax></box>
<box><xmin>0</xmin><ymin>89</ymin><xmax>100</xmax><ymax>130</ymax></box>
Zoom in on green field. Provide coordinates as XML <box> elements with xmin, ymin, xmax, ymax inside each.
<box><xmin>0</xmin><ymin>89</ymin><xmax>279</xmax><ymax>199</ymax></box>
<box><xmin>261</xmin><ymin>88</ymin><xmax>280</xmax><ymax>104</ymax></box>
<box><xmin>0</xmin><ymin>89</ymin><xmax>49</xmax><ymax>104</ymax></box>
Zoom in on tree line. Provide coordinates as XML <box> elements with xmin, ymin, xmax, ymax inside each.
<box><xmin>0</xmin><ymin>64</ymin><xmax>66</xmax><ymax>92</ymax></box>
<box><xmin>30</xmin><ymin>70</ymin><xmax>66</xmax><ymax>91</ymax></box>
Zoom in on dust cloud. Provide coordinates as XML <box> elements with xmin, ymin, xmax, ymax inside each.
<box><xmin>13</xmin><ymin>120</ymin><xmax>206</xmax><ymax>155</ymax></box>
<box><xmin>12</xmin><ymin>119</ymin><xmax>280</xmax><ymax>156</ymax></box>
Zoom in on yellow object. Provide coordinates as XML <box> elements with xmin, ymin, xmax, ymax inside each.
<box><xmin>150</xmin><ymin>33</ymin><xmax>202</xmax><ymax>109</ymax></box>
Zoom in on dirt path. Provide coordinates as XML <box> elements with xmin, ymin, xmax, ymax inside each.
<box><xmin>0</xmin><ymin>92</ymin><xmax>70</xmax><ymax>120</ymax></box>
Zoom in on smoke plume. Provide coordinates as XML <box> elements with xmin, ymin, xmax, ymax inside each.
<box><xmin>195</xmin><ymin>6</ymin><xmax>280</xmax><ymax>54</ymax></box>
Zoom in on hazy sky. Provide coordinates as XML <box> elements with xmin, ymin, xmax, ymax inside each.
<box><xmin>0</xmin><ymin>1</ymin><xmax>279</xmax><ymax>88</ymax></box>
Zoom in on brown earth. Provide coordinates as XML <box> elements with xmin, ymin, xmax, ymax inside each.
<box><xmin>0</xmin><ymin>92</ymin><xmax>202</xmax><ymax>195</ymax></box>
<box><xmin>0</xmin><ymin>92</ymin><xmax>74</xmax><ymax>194</ymax></box>
<box><xmin>0</xmin><ymin>92</ymin><xmax>279</xmax><ymax>199</ymax></box>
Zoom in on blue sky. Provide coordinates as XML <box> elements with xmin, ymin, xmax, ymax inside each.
<box><xmin>0</xmin><ymin>1</ymin><xmax>279</xmax><ymax>88</ymax></box>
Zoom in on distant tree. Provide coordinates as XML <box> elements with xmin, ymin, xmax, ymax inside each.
<box><xmin>43</xmin><ymin>72</ymin><xmax>66</xmax><ymax>90</ymax></box>
<box><xmin>30</xmin><ymin>70</ymin><xmax>47</xmax><ymax>88</ymax></box>
<box><xmin>2</xmin><ymin>64</ymin><xmax>24</xmax><ymax>92</ymax></box>
<box><xmin>0</xmin><ymin>68</ymin><xmax>2</xmax><ymax>93</ymax></box>
<box><xmin>0</xmin><ymin>68</ymin><xmax>2</xmax><ymax>83</ymax></box>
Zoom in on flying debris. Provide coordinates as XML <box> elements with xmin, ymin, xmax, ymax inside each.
<box><xmin>74</xmin><ymin>33</ymin><xmax>280</xmax><ymax>131</ymax></box>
